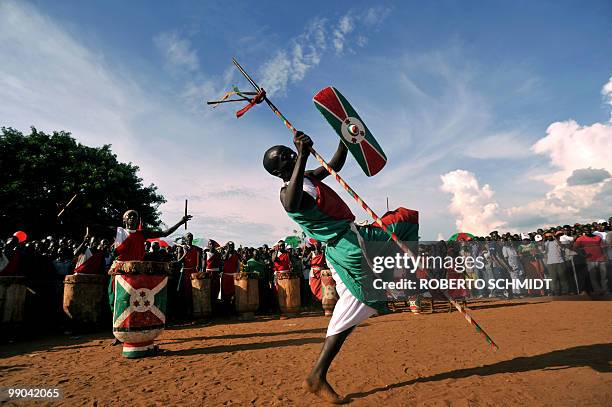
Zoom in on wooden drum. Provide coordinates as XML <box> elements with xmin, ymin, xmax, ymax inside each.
<box><xmin>191</xmin><ymin>272</ymin><xmax>212</xmax><ymax>319</ymax></box>
<box><xmin>234</xmin><ymin>272</ymin><xmax>259</xmax><ymax>319</ymax></box>
<box><xmin>63</xmin><ymin>274</ymin><xmax>106</xmax><ymax>325</ymax></box>
<box><xmin>276</xmin><ymin>271</ymin><xmax>301</xmax><ymax>317</ymax></box>
<box><xmin>0</xmin><ymin>276</ymin><xmax>26</xmax><ymax>325</ymax></box>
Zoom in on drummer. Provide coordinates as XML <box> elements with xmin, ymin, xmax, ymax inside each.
<box><xmin>175</xmin><ymin>232</ymin><xmax>203</xmax><ymax>319</ymax></box>
<box><xmin>205</xmin><ymin>240</ymin><xmax>222</xmax><ymax>304</ymax></box>
<box><xmin>272</xmin><ymin>240</ymin><xmax>291</xmax><ymax>284</ymax></box>
<box><xmin>308</xmin><ymin>240</ymin><xmax>326</xmax><ymax>302</ymax></box>
<box><xmin>108</xmin><ymin>209</ymin><xmax>191</xmax><ymax>343</ymax></box>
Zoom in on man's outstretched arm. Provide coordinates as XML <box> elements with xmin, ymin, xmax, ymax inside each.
<box><xmin>145</xmin><ymin>215</ymin><xmax>192</xmax><ymax>239</ymax></box>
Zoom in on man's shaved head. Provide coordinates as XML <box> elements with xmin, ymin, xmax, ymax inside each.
<box><xmin>263</xmin><ymin>145</ymin><xmax>297</xmax><ymax>180</ymax></box>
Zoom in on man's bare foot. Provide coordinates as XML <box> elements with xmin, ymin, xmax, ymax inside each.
<box><xmin>110</xmin><ymin>338</ymin><xmax>121</xmax><ymax>346</ymax></box>
<box><xmin>303</xmin><ymin>376</ymin><xmax>348</xmax><ymax>404</ymax></box>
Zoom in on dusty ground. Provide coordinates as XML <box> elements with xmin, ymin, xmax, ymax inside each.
<box><xmin>1</xmin><ymin>298</ymin><xmax>611</xmax><ymax>406</ymax></box>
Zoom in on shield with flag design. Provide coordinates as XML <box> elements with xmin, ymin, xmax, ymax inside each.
<box><xmin>313</xmin><ymin>87</ymin><xmax>387</xmax><ymax>176</ymax></box>
<box><xmin>112</xmin><ymin>273</ymin><xmax>168</xmax><ymax>358</ymax></box>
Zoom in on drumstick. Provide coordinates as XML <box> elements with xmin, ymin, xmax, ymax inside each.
<box><xmin>184</xmin><ymin>199</ymin><xmax>188</xmax><ymax>230</ymax></box>
<box><xmin>57</xmin><ymin>193</ymin><xmax>79</xmax><ymax>218</ymax></box>
<box><xmin>177</xmin><ymin>266</ymin><xmax>184</xmax><ymax>292</ymax></box>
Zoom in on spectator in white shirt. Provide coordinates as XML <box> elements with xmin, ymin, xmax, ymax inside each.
<box><xmin>544</xmin><ymin>232</ymin><xmax>569</xmax><ymax>295</ymax></box>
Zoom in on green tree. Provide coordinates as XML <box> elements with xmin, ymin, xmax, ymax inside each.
<box><xmin>0</xmin><ymin>127</ymin><xmax>166</xmax><ymax>239</ymax></box>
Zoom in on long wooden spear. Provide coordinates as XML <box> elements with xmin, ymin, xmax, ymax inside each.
<box><xmin>227</xmin><ymin>57</ymin><xmax>499</xmax><ymax>350</ymax></box>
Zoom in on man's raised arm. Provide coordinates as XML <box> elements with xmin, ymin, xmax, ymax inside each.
<box><xmin>309</xmin><ymin>140</ymin><xmax>347</xmax><ymax>181</ymax></box>
<box><xmin>281</xmin><ymin>132</ymin><xmax>312</xmax><ymax>212</ymax></box>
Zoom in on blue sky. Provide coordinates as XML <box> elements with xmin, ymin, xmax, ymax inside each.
<box><xmin>1</xmin><ymin>1</ymin><xmax>611</xmax><ymax>245</ymax></box>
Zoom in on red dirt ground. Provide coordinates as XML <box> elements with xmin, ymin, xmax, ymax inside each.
<box><xmin>1</xmin><ymin>299</ymin><xmax>611</xmax><ymax>406</ymax></box>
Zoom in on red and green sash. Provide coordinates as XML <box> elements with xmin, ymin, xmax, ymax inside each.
<box><xmin>286</xmin><ymin>178</ymin><xmax>418</xmax><ymax>312</ymax></box>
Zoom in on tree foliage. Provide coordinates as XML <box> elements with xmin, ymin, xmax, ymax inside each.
<box><xmin>0</xmin><ymin>127</ymin><xmax>166</xmax><ymax>239</ymax></box>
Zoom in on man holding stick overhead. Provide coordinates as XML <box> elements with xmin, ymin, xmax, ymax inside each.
<box><xmin>216</xmin><ymin>58</ymin><xmax>496</xmax><ymax>400</ymax></box>
<box><xmin>263</xmin><ymin>132</ymin><xmax>419</xmax><ymax>403</ymax></box>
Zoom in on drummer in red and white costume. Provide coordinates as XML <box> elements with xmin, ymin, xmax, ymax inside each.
<box><xmin>206</xmin><ymin>240</ymin><xmax>222</xmax><ymax>300</ymax></box>
<box><xmin>73</xmin><ymin>231</ymin><xmax>105</xmax><ymax>275</ymax></box>
<box><xmin>221</xmin><ymin>241</ymin><xmax>240</xmax><ymax>303</ymax></box>
<box><xmin>271</xmin><ymin>240</ymin><xmax>292</xmax><ymax>314</ymax></box>
<box><xmin>272</xmin><ymin>240</ymin><xmax>291</xmax><ymax>283</ymax></box>
<box><xmin>308</xmin><ymin>240</ymin><xmax>327</xmax><ymax>301</ymax></box>
<box><xmin>176</xmin><ymin>232</ymin><xmax>203</xmax><ymax>318</ymax></box>
<box><xmin>109</xmin><ymin>210</ymin><xmax>191</xmax><ymax>310</ymax></box>
<box><xmin>107</xmin><ymin>209</ymin><xmax>191</xmax><ymax>345</ymax></box>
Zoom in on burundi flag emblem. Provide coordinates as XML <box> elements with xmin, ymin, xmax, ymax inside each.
<box><xmin>113</xmin><ymin>275</ymin><xmax>168</xmax><ymax>333</ymax></box>
<box><xmin>313</xmin><ymin>87</ymin><xmax>387</xmax><ymax>176</ymax></box>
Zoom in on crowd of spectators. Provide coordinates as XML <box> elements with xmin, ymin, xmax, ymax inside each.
<box><xmin>1</xmin><ymin>217</ymin><xmax>610</xmax><ymax>334</ymax></box>
<box><xmin>444</xmin><ymin>217</ymin><xmax>612</xmax><ymax>297</ymax></box>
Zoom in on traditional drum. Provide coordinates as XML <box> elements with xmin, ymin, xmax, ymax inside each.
<box><xmin>63</xmin><ymin>274</ymin><xmax>106</xmax><ymax>325</ymax></box>
<box><xmin>320</xmin><ymin>269</ymin><xmax>338</xmax><ymax>316</ymax></box>
<box><xmin>191</xmin><ymin>272</ymin><xmax>212</xmax><ymax>319</ymax></box>
<box><xmin>276</xmin><ymin>271</ymin><xmax>301</xmax><ymax>317</ymax></box>
<box><xmin>110</xmin><ymin>261</ymin><xmax>170</xmax><ymax>358</ymax></box>
<box><xmin>234</xmin><ymin>272</ymin><xmax>259</xmax><ymax>319</ymax></box>
<box><xmin>0</xmin><ymin>276</ymin><xmax>26</xmax><ymax>325</ymax></box>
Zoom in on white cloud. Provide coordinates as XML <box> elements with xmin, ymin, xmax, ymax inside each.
<box><xmin>333</xmin><ymin>14</ymin><xmax>354</xmax><ymax>53</ymax></box>
<box><xmin>531</xmin><ymin>119</ymin><xmax>612</xmax><ymax>184</ymax></box>
<box><xmin>440</xmin><ymin>170</ymin><xmax>505</xmax><ymax>235</ymax></box>
<box><xmin>505</xmin><ymin>181</ymin><xmax>608</xmax><ymax>229</ymax></box>
<box><xmin>259</xmin><ymin>18</ymin><xmax>326</xmax><ymax>96</ymax></box>
<box><xmin>362</xmin><ymin>6</ymin><xmax>392</xmax><ymax>26</ymax></box>
<box><xmin>259</xmin><ymin>50</ymin><xmax>293</xmax><ymax>96</ymax></box>
<box><xmin>258</xmin><ymin>7</ymin><xmax>391</xmax><ymax>96</ymax></box>
<box><xmin>505</xmin><ymin>77</ymin><xmax>612</xmax><ymax>229</ymax></box>
<box><xmin>602</xmin><ymin>76</ymin><xmax>612</xmax><ymax>121</ymax></box>
<box><xmin>153</xmin><ymin>31</ymin><xmax>199</xmax><ymax>73</ymax></box>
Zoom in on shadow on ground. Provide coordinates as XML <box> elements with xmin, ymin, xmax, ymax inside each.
<box><xmin>346</xmin><ymin>342</ymin><xmax>612</xmax><ymax>401</ymax></box>
<box><xmin>160</xmin><ymin>336</ymin><xmax>324</xmax><ymax>357</ymax></box>
<box><xmin>158</xmin><ymin>327</ymin><xmax>327</xmax><ymax>346</ymax></box>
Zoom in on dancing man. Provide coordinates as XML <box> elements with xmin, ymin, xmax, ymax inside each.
<box><xmin>263</xmin><ymin>132</ymin><xmax>418</xmax><ymax>403</ymax></box>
